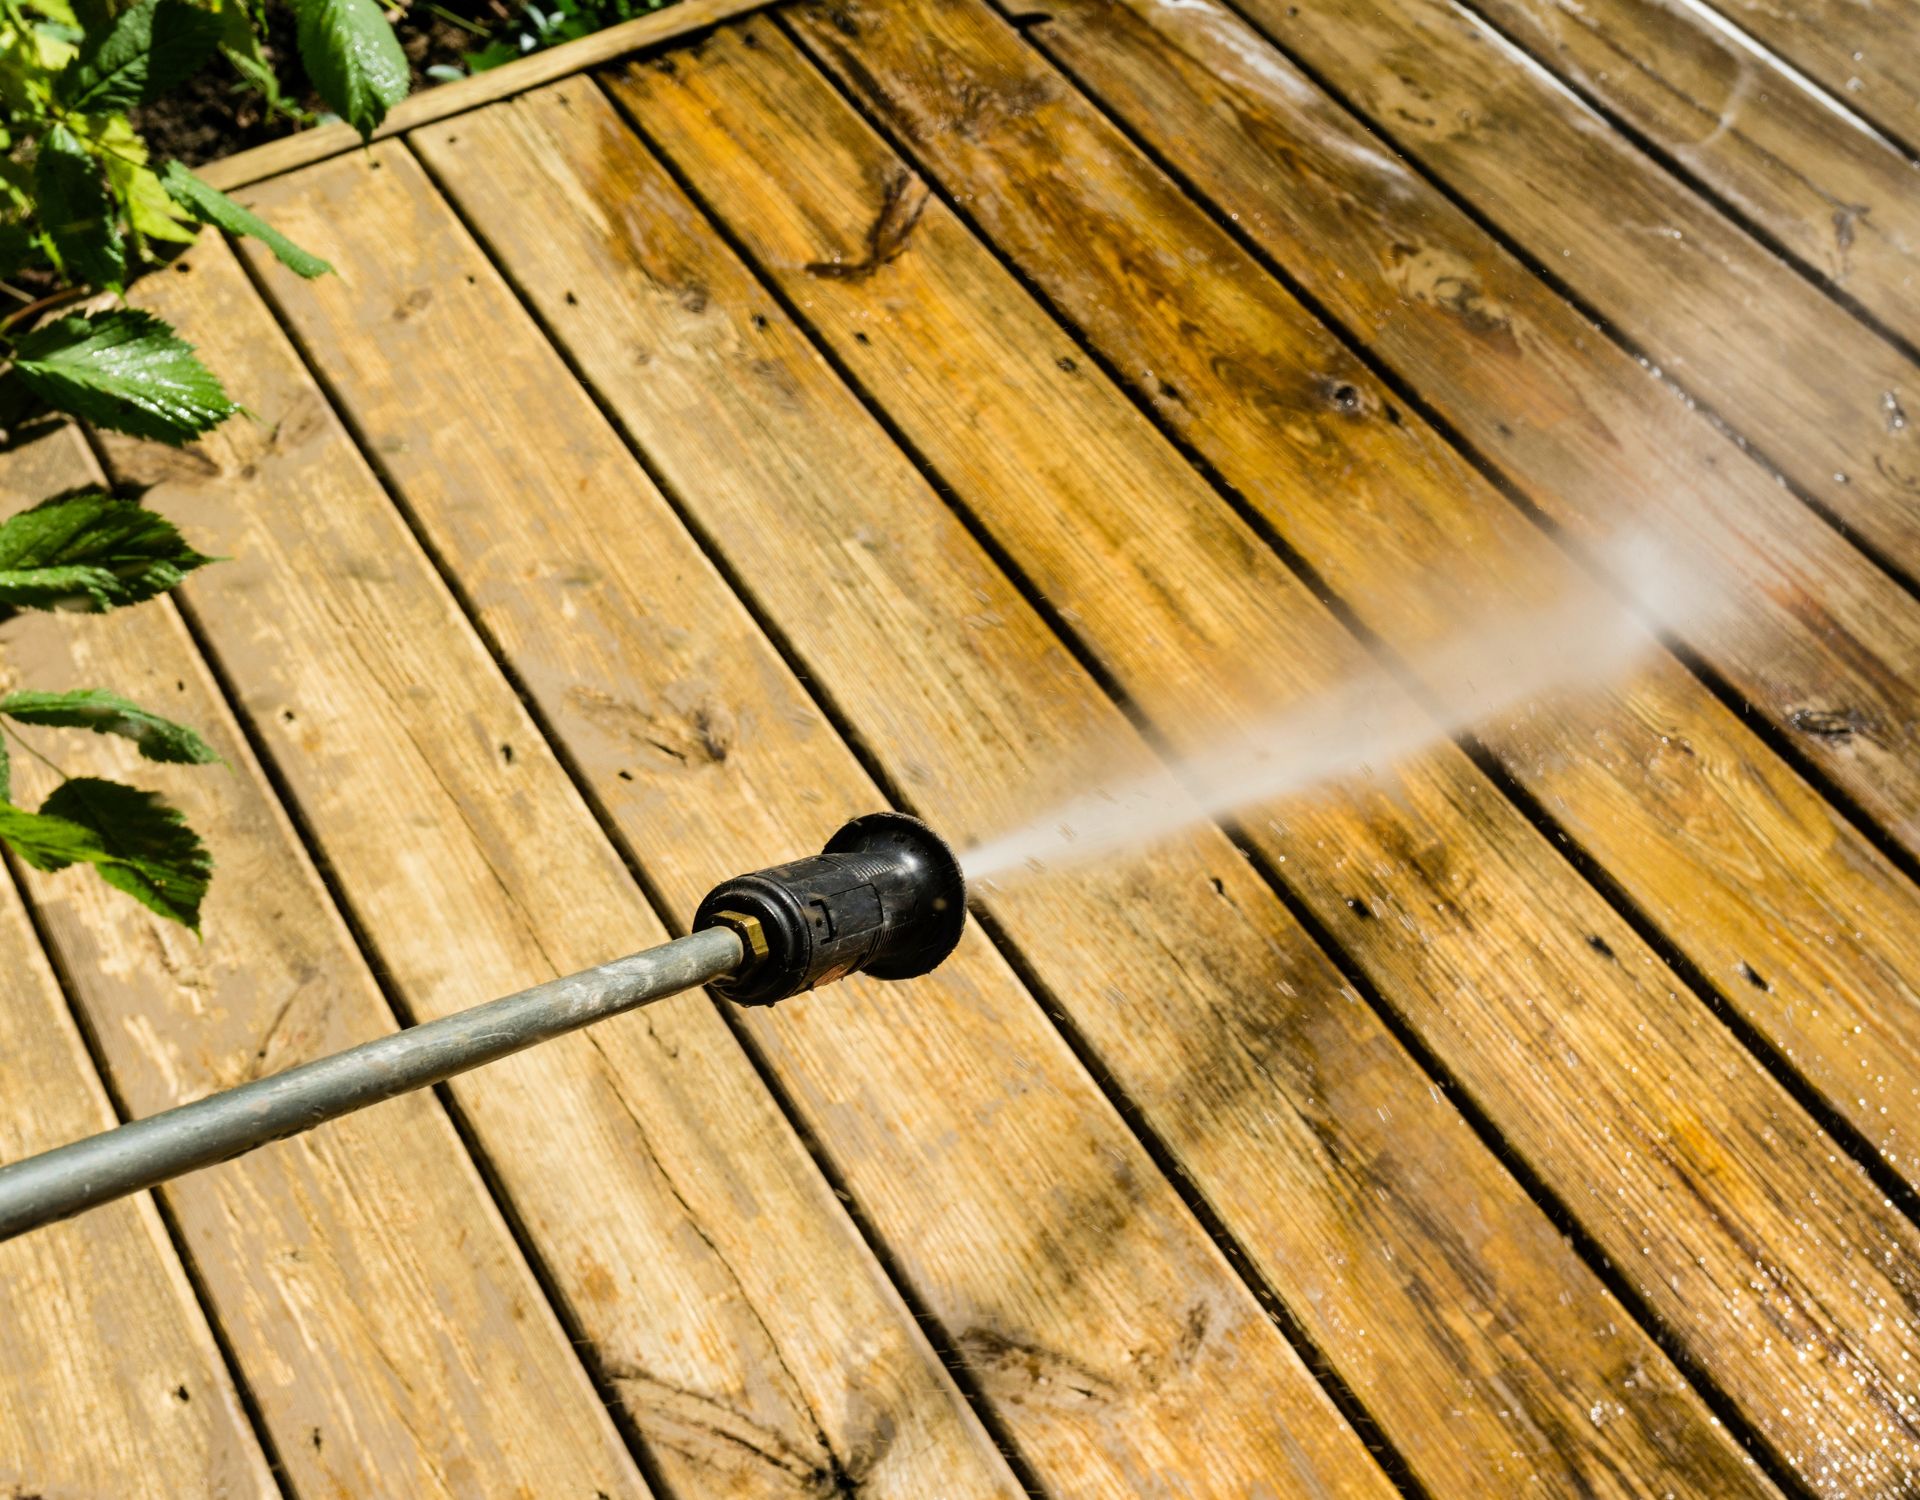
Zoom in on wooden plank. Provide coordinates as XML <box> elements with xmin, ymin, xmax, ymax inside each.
<box><xmin>0</xmin><ymin>866</ymin><xmax>276</xmax><ymax>1499</ymax></box>
<box><xmin>404</xmin><ymin>78</ymin><xmax>1796</xmax><ymax>1497</ymax></box>
<box><xmin>1696</xmin><ymin>0</ymin><xmax>1920</xmax><ymax>149</ymax></box>
<box><xmin>227</xmin><ymin>142</ymin><xmax>1409</xmax><ymax>1500</ymax></box>
<box><xmin>1458</xmin><ymin>0</ymin><xmax>1920</xmax><ymax>335</ymax></box>
<box><xmin>590</xmin><ymin>32</ymin><xmax>1920</xmax><ymax>1490</ymax></box>
<box><xmin>980</xmin><ymin>0</ymin><xmax>1920</xmax><ymax>855</ymax></box>
<box><xmin>0</xmin><ymin>423</ymin><xmax>654</xmax><ymax>1495</ymax></box>
<box><xmin>100</xmin><ymin>234</ymin><xmax>1024</xmax><ymax>1500</ymax></box>
<box><xmin>1193</xmin><ymin>0</ymin><xmax>1920</xmax><ymax>577</ymax></box>
<box><xmin>197</xmin><ymin>0</ymin><xmax>774</xmax><ymax>193</ymax></box>
<box><xmin>783</xmin><ymin>0</ymin><xmax>1920</xmax><ymax>1226</ymax></box>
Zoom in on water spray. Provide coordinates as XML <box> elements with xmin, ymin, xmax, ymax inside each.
<box><xmin>0</xmin><ymin>813</ymin><xmax>965</xmax><ymax>1244</ymax></box>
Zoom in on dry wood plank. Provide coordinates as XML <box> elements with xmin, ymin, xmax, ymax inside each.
<box><xmin>230</xmin><ymin>140</ymin><xmax>1411</xmax><ymax>1500</ymax></box>
<box><xmin>1458</xmin><ymin>0</ymin><xmax>1920</xmax><ymax>334</ymax></box>
<box><xmin>103</xmin><ymin>234</ymin><xmax>1022</xmax><ymax>1500</ymax></box>
<box><xmin>406</xmin><ymin>75</ymin><xmax>1806</xmax><ymax>1496</ymax></box>
<box><xmin>1193</xmin><ymin>0</ymin><xmax>1920</xmax><ymax>577</ymax></box>
<box><xmin>1</xmin><ymin>423</ymin><xmax>654</xmax><ymax>1496</ymax></box>
<box><xmin>597</xmin><ymin>32</ymin><xmax>1920</xmax><ymax>1491</ymax></box>
<box><xmin>0</xmin><ymin>865</ymin><xmax>275</xmax><ymax>1500</ymax></box>
<box><xmin>198</xmin><ymin>0</ymin><xmax>775</xmax><ymax>192</ymax></box>
<box><xmin>785</xmin><ymin>0</ymin><xmax>1920</xmax><ymax>1227</ymax></box>
<box><xmin>984</xmin><ymin>0</ymin><xmax>1920</xmax><ymax>855</ymax></box>
<box><xmin>1696</xmin><ymin>0</ymin><xmax>1920</xmax><ymax>149</ymax></box>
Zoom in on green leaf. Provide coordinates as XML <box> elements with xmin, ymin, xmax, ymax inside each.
<box><xmin>160</xmin><ymin>161</ymin><xmax>331</xmax><ymax>277</ymax></box>
<box><xmin>34</xmin><ymin>124</ymin><xmax>124</xmax><ymax>290</ymax></box>
<box><xmin>56</xmin><ymin>0</ymin><xmax>222</xmax><ymax>111</ymax></box>
<box><xmin>0</xmin><ymin>738</ymin><xmax>9</xmax><ymax>804</ymax></box>
<box><xmin>0</xmin><ymin>777</ymin><xmax>210</xmax><ymax>929</ymax></box>
<box><xmin>11</xmin><ymin>310</ymin><xmax>235</xmax><ymax>443</ymax></box>
<box><xmin>0</xmin><ymin>491</ymin><xmax>215</xmax><ymax>611</ymax></box>
<box><xmin>1</xmin><ymin>689</ymin><xmax>218</xmax><ymax>765</ymax></box>
<box><xmin>293</xmin><ymin>0</ymin><xmax>408</xmax><ymax>138</ymax></box>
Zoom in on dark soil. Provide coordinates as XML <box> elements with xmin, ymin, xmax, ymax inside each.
<box><xmin>132</xmin><ymin>0</ymin><xmax>512</xmax><ymax>166</ymax></box>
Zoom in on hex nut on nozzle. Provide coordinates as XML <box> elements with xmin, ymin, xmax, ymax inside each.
<box><xmin>693</xmin><ymin>813</ymin><xmax>967</xmax><ymax>1005</ymax></box>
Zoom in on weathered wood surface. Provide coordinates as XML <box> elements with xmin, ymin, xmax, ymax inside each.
<box><xmin>231</xmin><ymin>138</ymin><xmax>1409</xmax><ymax>1500</ymax></box>
<box><xmin>404</xmin><ymin>68</ymin><xmax>1861</xmax><ymax>1494</ymax></box>
<box><xmin>994</xmin><ymin>0</ymin><xmax>1920</xmax><ymax>852</ymax></box>
<box><xmin>1212</xmin><ymin>0</ymin><xmax>1920</xmax><ymax>578</ymax></box>
<box><xmin>786</xmin><ymin>0</ymin><xmax>1920</xmax><ymax>1215</ymax></box>
<box><xmin>606</xmin><ymin>23</ymin><xmax>1920</xmax><ymax>1491</ymax></box>
<box><xmin>1458</xmin><ymin>0</ymin><xmax>1920</xmax><ymax>335</ymax></box>
<box><xmin>0</xmin><ymin>864</ymin><xmax>275</xmax><ymax>1500</ymax></box>
<box><xmin>141</xmin><ymin>207</ymin><xmax>1371</xmax><ymax>1499</ymax></box>
<box><xmin>1</xmin><ymin>424</ymin><xmax>654</xmax><ymax>1496</ymax></box>
<box><xmin>104</xmin><ymin>234</ymin><xmax>1022</xmax><ymax>1500</ymax></box>
<box><xmin>295</xmin><ymin>87</ymin><xmax>1766</xmax><ymax>1490</ymax></box>
<box><xmin>1697</xmin><ymin>0</ymin><xmax>1920</xmax><ymax>150</ymax></box>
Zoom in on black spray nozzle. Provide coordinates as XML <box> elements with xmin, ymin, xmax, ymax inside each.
<box><xmin>693</xmin><ymin>813</ymin><xmax>967</xmax><ymax>1005</ymax></box>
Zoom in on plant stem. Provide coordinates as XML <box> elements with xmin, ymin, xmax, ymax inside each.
<box><xmin>0</xmin><ymin>721</ymin><xmax>71</xmax><ymax>783</ymax></box>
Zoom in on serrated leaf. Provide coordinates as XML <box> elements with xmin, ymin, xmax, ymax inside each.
<box><xmin>0</xmin><ymin>491</ymin><xmax>215</xmax><ymax>610</ymax></box>
<box><xmin>1</xmin><ymin>777</ymin><xmax>210</xmax><ymax>929</ymax></box>
<box><xmin>56</xmin><ymin>0</ymin><xmax>222</xmax><ymax>110</ymax></box>
<box><xmin>34</xmin><ymin>124</ymin><xmax>124</xmax><ymax>290</ymax></box>
<box><xmin>293</xmin><ymin>0</ymin><xmax>408</xmax><ymax>138</ymax></box>
<box><xmin>1</xmin><ymin>689</ymin><xmax>218</xmax><ymax>765</ymax></box>
<box><xmin>160</xmin><ymin>161</ymin><xmax>331</xmax><ymax>277</ymax></box>
<box><xmin>90</xmin><ymin>117</ymin><xmax>199</xmax><ymax>246</ymax></box>
<box><xmin>11</xmin><ymin>310</ymin><xmax>235</xmax><ymax>443</ymax></box>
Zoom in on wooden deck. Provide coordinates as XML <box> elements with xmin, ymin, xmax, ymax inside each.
<box><xmin>4</xmin><ymin>0</ymin><xmax>1920</xmax><ymax>1493</ymax></box>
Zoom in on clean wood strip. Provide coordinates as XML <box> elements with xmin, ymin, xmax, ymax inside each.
<box><xmin>197</xmin><ymin>0</ymin><xmax>773</xmax><ymax>192</ymax></box>
<box><xmin>414</xmin><ymin>77</ymin><xmax>1787</xmax><ymax>1497</ymax></box>
<box><xmin>104</xmin><ymin>234</ymin><xmax>1023</xmax><ymax>1500</ymax></box>
<box><xmin>1458</xmin><ymin>0</ymin><xmax>1920</xmax><ymax>335</ymax></box>
<box><xmin>787</xmin><ymin>0</ymin><xmax>1920</xmax><ymax>1226</ymax></box>
<box><xmin>1697</xmin><ymin>0</ymin><xmax>1920</xmax><ymax>149</ymax></box>
<box><xmin>236</xmin><ymin>140</ymin><xmax>1399</xmax><ymax>1500</ymax></box>
<box><xmin>988</xmin><ymin>0</ymin><xmax>1920</xmax><ymax>855</ymax></box>
<box><xmin>608</xmin><ymin>26</ymin><xmax>1920</xmax><ymax>1491</ymax></box>
<box><xmin>0</xmin><ymin>865</ymin><xmax>275</xmax><ymax>1499</ymax></box>
<box><xmin>1</xmin><ymin>424</ymin><xmax>652</xmax><ymax>1496</ymax></box>
<box><xmin>1213</xmin><ymin>0</ymin><xmax>1920</xmax><ymax>576</ymax></box>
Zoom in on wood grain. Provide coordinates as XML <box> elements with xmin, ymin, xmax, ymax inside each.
<box><xmin>988</xmin><ymin>0</ymin><xmax>1920</xmax><ymax>854</ymax></box>
<box><xmin>784</xmin><ymin>0</ymin><xmax>1920</xmax><ymax>1233</ymax></box>
<box><xmin>1204</xmin><ymin>0</ymin><xmax>1920</xmax><ymax>577</ymax></box>
<box><xmin>0</xmin><ymin>423</ymin><xmax>654</xmax><ymax>1497</ymax></box>
<box><xmin>1458</xmin><ymin>0</ymin><xmax>1920</xmax><ymax>334</ymax></box>
<box><xmin>411</xmin><ymin>75</ymin><xmax>1804</xmax><ymax>1496</ymax></box>
<box><xmin>1694</xmin><ymin>0</ymin><xmax>1920</xmax><ymax>150</ymax></box>
<box><xmin>100</xmin><ymin>235</ymin><xmax>1023</xmax><ymax>1500</ymax></box>
<box><xmin>600</xmin><ymin>26</ymin><xmax>1920</xmax><ymax>1492</ymax></box>
<box><xmin>231</xmin><ymin>137</ymin><xmax>1409</xmax><ymax>1500</ymax></box>
<box><xmin>0</xmin><ymin>863</ymin><xmax>275</xmax><ymax>1500</ymax></box>
<box><xmin>197</xmin><ymin>0</ymin><xmax>775</xmax><ymax>192</ymax></box>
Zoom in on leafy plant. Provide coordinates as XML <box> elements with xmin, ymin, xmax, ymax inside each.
<box><xmin>1</xmin><ymin>0</ymin><xmax>407</xmax><ymax>928</ymax></box>
<box><xmin>453</xmin><ymin>0</ymin><xmax>656</xmax><ymax>74</ymax></box>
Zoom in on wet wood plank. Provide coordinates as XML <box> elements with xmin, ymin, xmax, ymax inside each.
<box><xmin>411</xmin><ymin>73</ymin><xmax>1803</xmax><ymax>1497</ymax></box>
<box><xmin>0</xmin><ymin>424</ymin><xmax>654</xmax><ymax>1497</ymax></box>
<box><xmin>103</xmin><ymin>234</ymin><xmax>1022</xmax><ymax>1500</ymax></box>
<box><xmin>1211</xmin><ymin>0</ymin><xmax>1920</xmax><ymax>577</ymax></box>
<box><xmin>0</xmin><ymin>867</ymin><xmax>276</xmax><ymax>1500</ymax></box>
<box><xmin>1460</xmin><ymin>0</ymin><xmax>1920</xmax><ymax>334</ymax></box>
<box><xmin>988</xmin><ymin>0</ymin><xmax>1920</xmax><ymax>854</ymax></box>
<box><xmin>784</xmin><ymin>0</ymin><xmax>1920</xmax><ymax>1234</ymax></box>
<box><xmin>235</xmin><ymin>137</ymin><xmax>1403</xmax><ymax>1500</ymax></box>
<box><xmin>1697</xmin><ymin>0</ymin><xmax>1920</xmax><ymax>148</ymax></box>
<box><xmin>604</xmin><ymin>24</ymin><xmax>1920</xmax><ymax>1491</ymax></box>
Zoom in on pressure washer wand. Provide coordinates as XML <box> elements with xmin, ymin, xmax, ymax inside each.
<box><xmin>0</xmin><ymin>812</ymin><xmax>966</xmax><ymax>1244</ymax></box>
